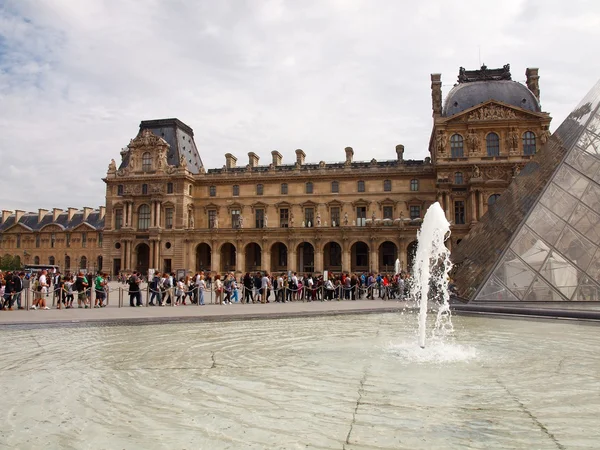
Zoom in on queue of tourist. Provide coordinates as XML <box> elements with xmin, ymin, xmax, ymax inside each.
<box><xmin>0</xmin><ymin>268</ymin><xmax>414</xmax><ymax>311</ymax></box>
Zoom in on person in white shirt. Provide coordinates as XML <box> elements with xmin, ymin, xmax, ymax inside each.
<box><xmin>35</xmin><ymin>270</ymin><xmax>50</xmax><ymax>310</ymax></box>
<box><xmin>261</xmin><ymin>273</ymin><xmax>271</xmax><ymax>303</ymax></box>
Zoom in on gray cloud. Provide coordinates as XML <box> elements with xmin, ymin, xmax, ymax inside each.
<box><xmin>1</xmin><ymin>0</ymin><xmax>600</xmax><ymax>211</ymax></box>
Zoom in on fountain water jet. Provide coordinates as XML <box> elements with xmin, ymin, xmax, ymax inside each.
<box><xmin>410</xmin><ymin>202</ymin><xmax>452</xmax><ymax>348</ymax></box>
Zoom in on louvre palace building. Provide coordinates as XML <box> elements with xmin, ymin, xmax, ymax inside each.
<box><xmin>0</xmin><ymin>65</ymin><xmax>552</xmax><ymax>276</ymax></box>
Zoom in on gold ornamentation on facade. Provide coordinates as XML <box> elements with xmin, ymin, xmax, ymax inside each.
<box><xmin>469</xmin><ymin>104</ymin><xmax>518</xmax><ymax>121</ymax></box>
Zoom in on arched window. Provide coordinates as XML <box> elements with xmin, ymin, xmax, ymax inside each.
<box><xmin>142</xmin><ymin>152</ymin><xmax>152</xmax><ymax>172</ymax></box>
<box><xmin>523</xmin><ymin>131</ymin><xmax>536</xmax><ymax>155</ymax></box>
<box><xmin>305</xmin><ymin>182</ymin><xmax>313</xmax><ymax>194</ymax></box>
<box><xmin>65</xmin><ymin>255</ymin><xmax>71</xmax><ymax>270</ymax></box>
<box><xmin>34</xmin><ymin>256</ymin><xmax>40</xmax><ymax>265</ymax></box>
<box><xmin>410</xmin><ymin>179</ymin><xmax>419</xmax><ymax>191</ymax></box>
<box><xmin>450</xmin><ymin>134</ymin><xmax>464</xmax><ymax>158</ymax></box>
<box><xmin>138</xmin><ymin>204</ymin><xmax>151</xmax><ymax>230</ymax></box>
<box><xmin>80</xmin><ymin>256</ymin><xmax>87</xmax><ymax>269</ymax></box>
<box><xmin>486</xmin><ymin>133</ymin><xmax>500</xmax><ymax>157</ymax></box>
<box><xmin>454</xmin><ymin>172</ymin><xmax>464</xmax><ymax>184</ymax></box>
<box><xmin>488</xmin><ymin>194</ymin><xmax>501</xmax><ymax>205</ymax></box>
<box><xmin>383</xmin><ymin>179</ymin><xmax>392</xmax><ymax>192</ymax></box>
<box><xmin>49</xmin><ymin>256</ymin><xmax>55</xmax><ymax>265</ymax></box>
<box><xmin>331</xmin><ymin>181</ymin><xmax>339</xmax><ymax>193</ymax></box>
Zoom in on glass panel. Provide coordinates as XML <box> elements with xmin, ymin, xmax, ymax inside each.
<box><xmin>555</xmin><ymin>225</ymin><xmax>597</xmax><ymax>271</ymax></box>
<box><xmin>569</xmin><ymin>202</ymin><xmax>600</xmax><ymax>245</ymax></box>
<box><xmin>581</xmin><ymin>182</ymin><xmax>600</xmax><ymax>211</ymax></box>
<box><xmin>539</xmin><ymin>251</ymin><xmax>579</xmax><ymax>299</ymax></box>
<box><xmin>566</xmin><ymin>149</ymin><xmax>600</xmax><ymax>179</ymax></box>
<box><xmin>579</xmin><ymin>129</ymin><xmax>600</xmax><ymax>158</ymax></box>
<box><xmin>491</xmin><ymin>249</ymin><xmax>535</xmax><ymax>300</ymax></box>
<box><xmin>539</xmin><ymin>182</ymin><xmax>578</xmax><ymax>219</ymax></box>
<box><xmin>476</xmin><ymin>276</ymin><xmax>520</xmax><ymax>301</ymax></box>
<box><xmin>522</xmin><ymin>276</ymin><xmax>565</xmax><ymax>302</ymax></box>
<box><xmin>572</xmin><ymin>275</ymin><xmax>600</xmax><ymax>301</ymax></box>
<box><xmin>587</xmin><ymin>248</ymin><xmax>600</xmax><ymax>284</ymax></box>
<box><xmin>553</xmin><ymin>165</ymin><xmax>589</xmax><ymax>199</ymax></box>
<box><xmin>509</xmin><ymin>226</ymin><xmax>550</xmax><ymax>270</ymax></box>
<box><xmin>525</xmin><ymin>204</ymin><xmax>565</xmax><ymax>246</ymax></box>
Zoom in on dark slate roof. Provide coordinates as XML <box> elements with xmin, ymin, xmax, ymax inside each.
<box><xmin>141</xmin><ymin>118</ymin><xmax>203</xmax><ymax>174</ymax></box>
<box><xmin>443</xmin><ymin>80</ymin><xmax>540</xmax><ymax>117</ymax></box>
<box><xmin>0</xmin><ymin>210</ymin><xmax>105</xmax><ymax>232</ymax></box>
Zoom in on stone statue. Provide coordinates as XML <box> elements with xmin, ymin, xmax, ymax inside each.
<box><xmin>507</xmin><ymin>127</ymin><xmax>520</xmax><ymax>154</ymax></box>
<box><xmin>238</xmin><ymin>214</ymin><xmax>244</xmax><ymax>228</ymax></box>
<box><xmin>179</xmin><ymin>155</ymin><xmax>188</xmax><ymax>169</ymax></box>
<box><xmin>467</xmin><ymin>129</ymin><xmax>480</xmax><ymax>154</ymax></box>
<box><xmin>316</xmin><ymin>212</ymin><xmax>321</xmax><ymax>227</ymax></box>
<box><xmin>344</xmin><ymin>212</ymin><xmax>349</xmax><ymax>226</ymax></box>
<box><xmin>290</xmin><ymin>212</ymin><xmax>294</xmax><ymax>227</ymax></box>
<box><xmin>158</xmin><ymin>148</ymin><xmax>168</xmax><ymax>169</ymax></box>
<box><xmin>264</xmin><ymin>214</ymin><xmax>268</xmax><ymax>228</ymax></box>
<box><xmin>128</xmin><ymin>153</ymin><xmax>135</xmax><ymax>170</ymax></box>
<box><xmin>189</xmin><ymin>212</ymin><xmax>195</xmax><ymax>228</ymax></box>
<box><xmin>435</xmin><ymin>131</ymin><xmax>447</xmax><ymax>154</ymax></box>
<box><xmin>473</xmin><ymin>165</ymin><xmax>481</xmax><ymax>178</ymax></box>
<box><xmin>513</xmin><ymin>165</ymin><xmax>521</xmax><ymax>177</ymax></box>
<box><xmin>108</xmin><ymin>159</ymin><xmax>116</xmax><ymax>172</ymax></box>
<box><xmin>371</xmin><ymin>211</ymin><xmax>376</xmax><ymax>222</ymax></box>
<box><xmin>308</xmin><ymin>221</ymin><xmax>312</xmax><ymax>228</ymax></box>
<box><xmin>213</xmin><ymin>215</ymin><xmax>219</xmax><ymax>229</ymax></box>
<box><xmin>302</xmin><ymin>220</ymin><xmax>305</xmax><ymax>227</ymax></box>
<box><xmin>540</xmin><ymin>127</ymin><xmax>551</xmax><ymax>144</ymax></box>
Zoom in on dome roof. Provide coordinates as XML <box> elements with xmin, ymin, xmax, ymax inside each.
<box><xmin>443</xmin><ymin>80</ymin><xmax>540</xmax><ymax>117</ymax></box>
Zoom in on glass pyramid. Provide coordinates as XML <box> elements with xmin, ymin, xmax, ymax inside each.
<box><xmin>454</xmin><ymin>79</ymin><xmax>600</xmax><ymax>302</ymax></box>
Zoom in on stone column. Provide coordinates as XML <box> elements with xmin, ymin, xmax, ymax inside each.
<box><xmin>314</xmin><ymin>242</ymin><xmax>323</xmax><ymax>274</ymax></box>
<box><xmin>341</xmin><ymin>244</ymin><xmax>351</xmax><ymax>273</ymax></box>
<box><xmin>398</xmin><ymin>239</ymin><xmax>407</xmax><ymax>272</ymax></box>
<box><xmin>156</xmin><ymin>202</ymin><xmax>161</xmax><ymax>228</ymax></box>
<box><xmin>128</xmin><ymin>201</ymin><xmax>134</xmax><ymax>227</ymax></box>
<box><xmin>478</xmin><ymin>191</ymin><xmax>484</xmax><ymax>220</ymax></box>
<box><xmin>262</xmin><ymin>243</ymin><xmax>271</xmax><ymax>274</ymax></box>
<box><xmin>369</xmin><ymin>241</ymin><xmax>378</xmax><ymax>273</ymax></box>
<box><xmin>121</xmin><ymin>240</ymin><xmax>127</xmax><ymax>272</ymax></box>
<box><xmin>150</xmin><ymin>202</ymin><xmax>156</xmax><ymax>228</ymax></box>
<box><xmin>288</xmin><ymin>242</ymin><xmax>297</xmax><ymax>272</ymax></box>
<box><xmin>236</xmin><ymin>241</ymin><xmax>245</xmax><ymax>273</ymax></box>
<box><xmin>212</xmin><ymin>242</ymin><xmax>221</xmax><ymax>275</ymax></box>
<box><xmin>470</xmin><ymin>191</ymin><xmax>478</xmax><ymax>223</ymax></box>
<box><xmin>444</xmin><ymin>192</ymin><xmax>451</xmax><ymax>221</ymax></box>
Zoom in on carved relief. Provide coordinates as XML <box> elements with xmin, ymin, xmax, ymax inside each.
<box><xmin>435</xmin><ymin>130</ymin><xmax>447</xmax><ymax>155</ymax></box>
<box><xmin>467</xmin><ymin>129</ymin><xmax>481</xmax><ymax>155</ymax></box>
<box><xmin>469</xmin><ymin>104</ymin><xmax>518</xmax><ymax>121</ymax></box>
<box><xmin>540</xmin><ymin>126</ymin><xmax>551</xmax><ymax>144</ymax></box>
<box><xmin>123</xmin><ymin>185</ymin><xmax>141</xmax><ymax>195</ymax></box>
<box><xmin>485</xmin><ymin>166</ymin><xmax>507</xmax><ymax>181</ymax></box>
<box><xmin>150</xmin><ymin>184</ymin><xmax>164</xmax><ymax>195</ymax></box>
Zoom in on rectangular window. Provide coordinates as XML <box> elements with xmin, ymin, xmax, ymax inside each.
<box><xmin>255</xmin><ymin>209</ymin><xmax>265</xmax><ymax>228</ymax></box>
<box><xmin>383</xmin><ymin>206</ymin><xmax>393</xmax><ymax>220</ymax></box>
<box><xmin>117</xmin><ymin>184</ymin><xmax>124</xmax><ymax>196</ymax></box>
<box><xmin>331</xmin><ymin>207</ymin><xmax>340</xmax><ymax>227</ymax></box>
<box><xmin>257</xmin><ymin>184</ymin><xmax>264</xmax><ymax>195</ymax></box>
<box><xmin>279</xmin><ymin>208</ymin><xmax>289</xmax><ymax>228</ymax></box>
<box><xmin>306</xmin><ymin>182</ymin><xmax>313</xmax><ymax>194</ymax></box>
<box><xmin>383</xmin><ymin>180</ymin><xmax>392</xmax><ymax>192</ymax></box>
<box><xmin>209</xmin><ymin>186</ymin><xmax>216</xmax><ymax>197</ymax></box>
<box><xmin>115</xmin><ymin>209</ymin><xmax>123</xmax><ymax>230</ymax></box>
<box><xmin>36</xmin><ymin>234</ymin><xmax>40</xmax><ymax>248</ymax></box>
<box><xmin>98</xmin><ymin>232</ymin><xmax>103</xmax><ymax>247</ymax></box>
<box><xmin>66</xmin><ymin>233</ymin><xmax>71</xmax><ymax>248</ymax></box>
<box><xmin>454</xmin><ymin>201</ymin><xmax>466</xmax><ymax>225</ymax></box>
<box><xmin>142</xmin><ymin>184</ymin><xmax>148</xmax><ymax>195</ymax></box>
<box><xmin>331</xmin><ymin>181</ymin><xmax>339</xmax><ymax>193</ymax></box>
<box><xmin>165</xmin><ymin>208</ymin><xmax>174</xmax><ymax>229</ymax></box>
<box><xmin>233</xmin><ymin>185</ymin><xmax>239</xmax><ymax>196</ymax></box>
<box><xmin>231</xmin><ymin>209</ymin><xmax>240</xmax><ymax>228</ymax></box>
<box><xmin>167</xmin><ymin>182</ymin><xmax>173</xmax><ymax>194</ymax></box>
<box><xmin>304</xmin><ymin>208</ymin><xmax>314</xmax><ymax>227</ymax></box>
<box><xmin>16</xmin><ymin>234</ymin><xmax>21</xmax><ymax>249</ymax></box>
<box><xmin>358</xmin><ymin>180</ymin><xmax>365</xmax><ymax>192</ymax></box>
<box><xmin>357</xmin><ymin>207</ymin><xmax>367</xmax><ymax>227</ymax></box>
<box><xmin>410</xmin><ymin>205</ymin><xmax>421</xmax><ymax>220</ymax></box>
<box><xmin>82</xmin><ymin>232</ymin><xmax>87</xmax><ymax>248</ymax></box>
<box><xmin>410</xmin><ymin>179</ymin><xmax>419</xmax><ymax>191</ymax></box>
<box><xmin>208</xmin><ymin>210</ymin><xmax>217</xmax><ymax>229</ymax></box>
<box><xmin>164</xmin><ymin>259</ymin><xmax>172</xmax><ymax>274</ymax></box>
<box><xmin>51</xmin><ymin>233</ymin><xmax>56</xmax><ymax>248</ymax></box>
<box><xmin>281</xmin><ymin>183</ymin><xmax>288</xmax><ymax>195</ymax></box>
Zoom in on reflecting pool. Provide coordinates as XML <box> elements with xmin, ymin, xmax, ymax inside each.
<box><xmin>0</xmin><ymin>313</ymin><xmax>599</xmax><ymax>449</ymax></box>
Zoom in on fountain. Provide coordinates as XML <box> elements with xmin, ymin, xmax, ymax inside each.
<box><xmin>410</xmin><ymin>202</ymin><xmax>453</xmax><ymax>348</ymax></box>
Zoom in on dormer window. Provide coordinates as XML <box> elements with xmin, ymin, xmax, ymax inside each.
<box><xmin>142</xmin><ymin>152</ymin><xmax>152</xmax><ymax>172</ymax></box>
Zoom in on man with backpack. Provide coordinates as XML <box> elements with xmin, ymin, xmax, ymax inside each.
<box><xmin>128</xmin><ymin>272</ymin><xmax>142</xmax><ymax>307</ymax></box>
<box><xmin>75</xmin><ymin>271</ymin><xmax>89</xmax><ymax>309</ymax></box>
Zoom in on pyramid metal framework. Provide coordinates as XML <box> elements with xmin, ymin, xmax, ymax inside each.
<box><xmin>456</xmin><ymin>80</ymin><xmax>600</xmax><ymax>302</ymax></box>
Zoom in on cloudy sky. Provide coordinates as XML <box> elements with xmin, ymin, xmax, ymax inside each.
<box><xmin>1</xmin><ymin>0</ymin><xmax>600</xmax><ymax>211</ymax></box>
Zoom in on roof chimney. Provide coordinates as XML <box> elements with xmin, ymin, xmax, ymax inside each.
<box><xmin>431</xmin><ymin>73</ymin><xmax>442</xmax><ymax>116</ymax></box>
<box><xmin>83</xmin><ymin>207</ymin><xmax>93</xmax><ymax>221</ymax></box>
<box><xmin>526</xmin><ymin>68</ymin><xmax>540</xmax><ymax>101</ymax></box>
<box><xmin>15</xmin><ymin>210</ymin><xmax>25</xmax><ymax>222</ymax></box>
<box><xmin>68</xmin><ymin>207</ymin><xmax>78</xmax><ymax>221</ymax></box>
<box><xmin>225</xmin><ymin>153</ymin><xmax>237</xmax><ymax>169</ymax></box>
<box><xmin>271</xmin><ymin>150</ymin><xmax>282</xmax><ymax>167</ymax></box>
<box><xmin>38</xmin><ymin>209</ymin><xmax>49</xmax><ymax>223</ymax></box>
<box><xmin>295</xmin><ymin>149</ymin><xmax>306</xmax><ymax>166</ymax></box>
<box><xmin>396</xmin><ymin>144</ymin><xmax>405</xmax><ymax>161</ymax></box>
<box><xmin>52</xmin><ymin>208</ymin><xmax>63</xmax><ymax>221</ymax></box>
<box><xmin>248</xmin><ymin>152</ymin><xmax>259</xmax><ymax>168</ymax></box>
<box><xmin>99</xmin><ymin>206</ymin><xmax>106</xmax><ymax>220</ymax></box>
<box><xmin>345</xmin><ymin>147</ymin><xmax>354</xmax><ymax>164</ymax></box>
<box><xmin>2</xmin><ymin>210</ymin><xmax>12</xmax><ymax>223</ymax></box>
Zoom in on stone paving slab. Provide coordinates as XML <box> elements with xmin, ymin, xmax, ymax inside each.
<box><xmin>0</xmin><ymin>299</ymin><xmax>411</xmax><ymax>327</ymax></box>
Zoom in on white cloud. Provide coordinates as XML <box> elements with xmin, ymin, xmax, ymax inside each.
<box><xmin>1</xmin><ymin>0</ymin><xmax>600</xmax><ymax>211</ymax></box>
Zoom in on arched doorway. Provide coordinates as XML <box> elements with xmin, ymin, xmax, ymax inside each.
<box><xmin>80</xmin><ymin>256</ymin><xmax>87</xmax><ymax>270</ymax></box>
<box><xmin>49</xmin><ymin>256</ymin><xmax>55</xmax><ymax>265</ymax></box>
<box><xmin>297</xmin><ymin>242</ymin><xmax>314</xmax><ymax>274</ymax></box>
<box><xmin>378</xmin><ymin>241</ymin><xmax>398</xmax><ymax>274</ymax></box>
<box><xmin>135</xmin><ymin>244</ymin><xmax>150</xmax><ymax>274</ymax></box>
<box><xmin>271</xmin><ymin>242</ymin><xmax>288</xmax><ymax>272</ymax></box>
<box><xmin>245</xmin><ymin>242</ymin><xmax>262</xmax><ymax>272</ymax></box>
<box><xmin>351</xmin><ymin>241</ymin><xmax>369</xmax><ymax>273</ymax></box>
<box><xmin>323</xmin><ymin>242</ymin><xmax>342</xmax><ymax>272</ymax></box>
<box><xmin>220</xmin><ymin>242</ymin><xmax>236</xmax><ymax>273</ymax></box>
<box><xmin>196</xmin><ymin>243</ymin><xmax>212</xmax><ymax>272</ymax></box>
<box><xmin>407</xmin><ymin>241</ymin><xmax>418</xmax><ymax>273</ymax></box>
<box><xmin>65</xmin><ymin>255</ymin><xmax>71</xmax><ymax>271</ymax></box>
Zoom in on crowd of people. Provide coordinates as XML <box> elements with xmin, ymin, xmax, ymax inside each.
<box><xmin>1</xmin><ymin>269</ymin><xmax>416</xmax><ymax>311</ymax></box>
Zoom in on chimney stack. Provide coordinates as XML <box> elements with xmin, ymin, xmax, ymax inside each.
<box><xmin>15</xmin><ymin>210</ymin><xmax>25</xmax><ymax>222</ymax></box>
<box><xmin>248</xmin><ymin>152</ymin><xmax>259</xmax><ymax>168</ymax></box>
<box><xmin>225</xmin><ymin>153</ymin><xmax>237</xmax><ymax>169</ymax></box>
<box><xmin>99</xmin><ymin>206</ymin><xmax>106</xmax><ymax>219</ymax></box>
<box><xmin>68</xmin><ymin>207</ymin><xmax>78</xmax><ymax>221</ymax></box>
<box><xmin>396</xmin><ymin>144</ymin><xmax>405</xmax><ymax>161</ymax></box>
<box><xmin>431</xmin><ymin>73</ymin><xmax>442</xmax><ymax>116</ymax></box>
<box><xmin>38</xmin><ymin>209</ymin><xmax>49</xmax><ymax>223</ymax></box>
<box><xmin>2</xmin><ymin>210</ymin><xmax>12</xmax><ymax>223</ymax></box>
<box><xmin>526</xmin><ymin>68</ymin><xmax>540</xmax><ymax>101</ymax></box>
<box><xmin>83</xmin><ymin>207</ymin><xmax>93</xmax><ymax>221</ymax></box>
<box><xmin>345</xmin><ymin>147</ymin><xmax>354</xmax><ymax>164</ymax></box>
<box><xmin>52</xmin><ymin>208</ymin><xmax>63</xmax><ymax>221</ymax></box>
<box><xmin>271</xmin><ymin>150</ymin><xmax>282</xmax><ymax>167</ymax></box>
<box><xmin>295</xmin><ymin>149</ymin><xmax>306</xmax><ymax>166</ymax></box>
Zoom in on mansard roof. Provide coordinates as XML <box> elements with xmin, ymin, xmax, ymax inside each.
<box><xmin>0</xmin><ymin>209</ymin><xmax>105</xmax><ymax>233</ymax></box>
